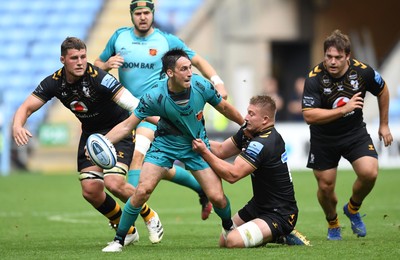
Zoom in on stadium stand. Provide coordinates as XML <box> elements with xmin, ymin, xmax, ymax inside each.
<box><xmin>0</xmin><ymin>0</ymin><xmax>105</xmax><ymax>174</ymax></box>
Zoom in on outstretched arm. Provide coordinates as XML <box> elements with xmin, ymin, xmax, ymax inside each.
<box><xmin>105</xmin><ymin>113</ymin><xmax>141</xmax><ymax>144</ymax></box>
<box><xmin>214</xmin><ymin>99</ymin><xmax>244</xmax><ymax>126</ymax></box>
<box><xmin>191</xmin><ymin>54</ymin><xmax>228</xmax><ymax>99</ymax></box>
<box><xmin>377</xmin><ymin>85</ymin><xmax>393</xmax><ymax>146</ymax></box>
<box><xmin>12</xmin><ymin>95</ymin><xmax>45</xmax><ymax>146</ymax></box>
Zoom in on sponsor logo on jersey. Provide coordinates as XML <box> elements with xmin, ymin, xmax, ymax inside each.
<box><xmin>101</xmin><ymin>74</ymin><xmax>118</xmax><ymax>89</ymax></box>
<box><xmin>122</xmin><ymin>62</ymin><xmax>155</xmax><ymax>69</ymax></box>
<box><xmin>302</xmin><ymin>96</ymin><xmax>314</xmax><ymax>107</ymax></box>
<box><xmin>245</xmin><ymin>141</ymin><xmax>264</xmax><ymax>158</ymax></box>
<box><xmin>374</xmin><ymin>70</ymin><xmax>384</xmax><ymax>87</ymax></box>
<box><xmin>332</xmin><ymin>97</ymin><xmax>349</xmax><ymax>108</ymax></box>
<box><xmin>333</xmin><ymin>97</ymin><xmax>354</xmax><ymax>117</ymax></box>
<box><xmin>281</xmin><ymin>150</ymin><xmax>288</xmax><ymax>163</ymax></box>
<box><xmin>70</xmin><ymin>101</ymin><xmax>88</xmax><ymax>112</ymax></box>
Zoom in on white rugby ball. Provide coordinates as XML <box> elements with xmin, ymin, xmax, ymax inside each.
<box><xmin>86</xmin><ymin>133</ymin><xmax>117</xmax><ymax>169</ymax></box>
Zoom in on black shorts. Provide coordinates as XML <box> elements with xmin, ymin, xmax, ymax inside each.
<box><xmin>77</xmin><ymin>130</ymin><xmax>135</xmax><ymax>172</ymax></box>
<box><xmin>238</xmin><ymin>200</ymin><xmax>297</xmax><ymax>241</ymax></box>
<box><xmin>306</xmin><ymin>128</ymin><xmax>378</xmax><ymax>170</ymax></box>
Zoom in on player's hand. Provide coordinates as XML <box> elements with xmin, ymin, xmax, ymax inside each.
<box><xmin>192</xmin><ymin>139</ymin><xmax>207</xmax><ymax>154</ymax></box>
<box><xmin>215</xmin><ymin>83</ymin><xmax>228</xmax><ymax>100</ymax></box>
<box><xmin>378</xmin><ymin>125</ymin><xmax>393</xmax><ymax>147</ymax></box>
<box><xmin>107</xmin><ymin>53</ymin><xmax>124</xmax><ymax>70</ymax></box>
<box><xmin>342</xmin><ymin>92</ymin><xmax>364</xmax><ymax>115</ymax></box>
<box><xmin>13</xmin><ymin>126</ymin><xmax>32</xmax><ymax>146</ymax></box>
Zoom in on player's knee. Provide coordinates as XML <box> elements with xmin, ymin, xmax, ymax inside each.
<box><xmin>225</xmin><ymin>230</ymin><xmax>245</xmax><ymax>248</ymax></box>
<box><xmin>104</xmin><ymin>165</ymin><xmax>128</xmax><ymax>196</ymax></box>
<box><xmin>235</xmin><ymin>222</ymin><xmax>264</xmax><ymax>248</ymax></box>
<box><xmin>207</xmin><ymin>192</ymin><xmax>226</xmax><ymax>208</ymax></box>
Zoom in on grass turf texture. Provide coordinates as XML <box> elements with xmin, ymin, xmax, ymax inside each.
<box><xmin>0</xmin><ymin>169</ymin><xmax>399</xmax><ymax>259</ymax></box>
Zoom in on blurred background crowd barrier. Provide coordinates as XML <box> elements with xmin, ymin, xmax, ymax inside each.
<box><xmin>1</xmin><ymin>0</ymin><xmax>399</xmax><ymax>174</ymax></box>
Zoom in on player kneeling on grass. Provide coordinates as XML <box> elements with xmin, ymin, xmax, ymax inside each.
<box><xmin>192</xmin><ymin>95</ymin><xmax>310</xmax><ymax>248</ymax></box>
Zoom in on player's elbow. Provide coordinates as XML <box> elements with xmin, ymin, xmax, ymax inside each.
<box><xmin>225</xmin><ymin>173</ymin><xmax>241</xmax><ymax>184</ymax></box>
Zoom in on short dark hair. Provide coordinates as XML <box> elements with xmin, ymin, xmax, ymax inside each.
<box><xmin>61</xmin><ymin>37</ymin><xmax>86</xmax><ymax>56</ymax></box>
<box><xmin>161</xmin><ymin>48</ymin><xmax>190</xmax><ymax>75</ymax></box>
<box><xmin>323</xmin><ymin>29</ymin><xmax>351</xmax><ymax>55</ymax></box>
<box><xmin>250</xmin><ymin>95</ymin><xmax>277</xmax><ymax>119</ymax></box>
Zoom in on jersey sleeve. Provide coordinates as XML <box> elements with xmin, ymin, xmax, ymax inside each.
<box><xmin>96</xmin><ymin>67</ymin><xmax>123</xmax><ymax>95</ymax></box>
<box><xmin>364</xmin><ymin>66</ymin><xmax>386</xmax><ymax>96</ymax></box>
<box><xmin>98</xmin><ymin>27</ymin><xmax>129</xmax><ymax>62</ymax></box>
<box><xmin>133</xmin><ymin>87</ymin><xmax>159</xmax><ymax>120</ymax></box>
<box><xmin>193</xmin><ymin>75</ymin><xmax>222</xmax><ymax>106</ymax></box>
<box><xmin>32</xmin><ymin>75</ymin><xmax>57</xmax><ymax>103</ymax></box>
<box><xmin>302</xmin><ymin>73</ymin><xmax>321</xmax><ymax>110</ymax></box>
<box><xmin>239</xmin><ymin>138</ymin><xmax>265</xmax><ymax>169</ymax></box>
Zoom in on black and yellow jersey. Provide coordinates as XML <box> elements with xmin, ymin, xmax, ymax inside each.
<box><xmin>302</xmin><ymin>59</ymin><xmax>385</xmax><ymax>139</ymax></box>
<box><xmin>231</xmin><ymin>126</ymin><xmax>298</xmax><ymax>215</ymax></box>
<box><xmin>32</xmin><ymin>63</ymin><xmax>129</xmax><ymax>134</ymax></box>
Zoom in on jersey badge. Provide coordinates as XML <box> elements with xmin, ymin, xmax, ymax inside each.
<box><xmin>101</xmin><ymin>74</ymin><xmax>118</xmax><ymax>89</ymax></box>
<box><xmin>323</xmin><ymin>88</ymin><xmax>332</xmax><ymax>95</ymax></box>
<box><xmin>245</xmin><ymin>141</ymin><xmax>264</xmax><ymax>158</ymax></box>
<box><xmin>351</xmin><ymin>79</ymin><xmax>359</xmax><ymax>91</ymax></box>
<box><xmin>281</xmin><ymin>150</ymin><xmax>288</xmax><ymax>163</ymax></box>
<box><xmin>374</xmin><ymin>70</ymin><xmax>384</xmax><ymax>87</ymax></box>
<box><xmin>195</xmin><ymin>110</ymin><xmax>204</xmax><ymax>121</ymax></box>
<box><xmin>149</xmin><ymin>48</ymin><xmax>158</xmax><ymax>56</ymax></box>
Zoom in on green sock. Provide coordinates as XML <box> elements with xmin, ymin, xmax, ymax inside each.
<box><xmin>127</xmin><ymin>169</ymin><xmax>141</xmax><ymax>187</ymax></box>
<box><xmin>170</xmin><ymin>165</ymin><xmax>202</xmax><ymax>193</ymax></box>
<box><xmin>116</xmin><ymin>198</ymin><xmax>141</xmax><ymax>241</ymax></box>
<box><xmin>213</xmin><ymin>195</ymin><xmax>232</xmax><ymax>223</ymax></box>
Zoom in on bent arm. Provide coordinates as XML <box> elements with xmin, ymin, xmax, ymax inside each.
<box><xmin>12</xmin><ymin>95</ymin><xmax>45</xmax><ymax>146</ymax></box>
<box><xmin>303</xmin><ymin>92</ymin><xmax>364</xmax><ymax>125</ymax></box>
<box><xmin>210</xmin><ymin>138</ymin><xmax>240</xmax><ymax>160</ymax></box>
<box><xmin>193</xmin><ymin>139</ymin><xmax>253</xmax><ymax>183</ymax></box>
<box><xmin>94</xmin><ymin>53</ymin><xmax>124</xmax><ymax>72</ymax></box>
<box><xmin>105</xmin><ymin>113</ymin><xmax>141</xmax><ymax>144</ymax></box>
<box><xmin>191</xmin><ymin>54</ymin><xmax>228</xmax><ymax>99</ymax></box>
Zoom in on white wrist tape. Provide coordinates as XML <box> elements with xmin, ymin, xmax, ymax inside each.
<box><xmin>116</xmin><ymin>89</ymin><xmax>139</xmax><ymax>112</ymax></box>
<box><xmin>211</xmin><ymin>75</ymin><xmax>224</xmax><ymax>85</ymax></box>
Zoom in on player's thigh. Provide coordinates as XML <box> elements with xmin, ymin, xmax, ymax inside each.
<box><xmin>192</xmin><ymin>168</ymin><xmax>224</xmax><ymax>199</ymax></box>
<box><xmin>137</xmin><ymin>162</ymin><xmax>166</xmax><ymax>194</ymax></box>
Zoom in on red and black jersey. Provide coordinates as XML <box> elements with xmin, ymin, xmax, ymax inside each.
<box><xmin>302</xmin><ymin>59</ymin><xmax>385</xmax><ymax>141</ymax></box>
<box><xmin>32</xmin><ymin>63</ymin><xmax>129</xmax><ymax>134</ymax></box>
<box><xmin>231</xmin><ymin>126</ymin><xmax>298</xmax><ymax>215</ymax></box>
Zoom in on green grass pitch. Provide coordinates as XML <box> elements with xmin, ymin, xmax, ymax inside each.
<box><xmin>1</xmin><ymin>168</ymin><xmax>399</xmax><ymax>259</ymax></box>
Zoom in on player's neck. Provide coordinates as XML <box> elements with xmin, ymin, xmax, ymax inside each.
<box><xmin>134</xmin><ymin>27</ymin><xmax>154</xmax><ymax>38</ymax></box>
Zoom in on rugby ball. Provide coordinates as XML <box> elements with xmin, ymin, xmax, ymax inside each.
<box><xmin>86</xmin><ymin>133</ymin><xmax>117</xmax><ymax>169</ymax></box>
